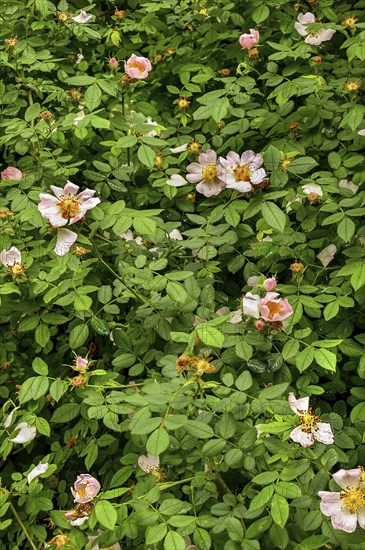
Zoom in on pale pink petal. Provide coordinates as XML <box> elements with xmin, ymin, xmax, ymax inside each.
<box><xmin>70</xmin><ymin>516</ymin><xmax>89</xmax><ymax>526</ymax></box>
<box><xmin>168</xmin><ymin>229</ymin><xmax>183</xmax><ymax>241</ymax></box>
<box><xmin>170</xmin><ymin>144</ymin><xmax>189</xmax><ymax>153</ymax></box>
<box><xmin>48</xmin><ymin>213</ymin><xmax>68</xmax><ymax>227</ymax></box>
<box><xmin>54</xmin><ymin>228</ymin><xmax>78</xmax><ymax>256</ymax></box>
<box><xmin>250</xmin><ymin>168</ymin><xmax>266</xmax><ymax>184</ymax></box>
<box><xmin>317</xmin><ymin>245</ymin><xmax>336</xmax><ymax>267</ymax></box>
<box><xmin>332</xmin><ymin>468</ymin><xmax>361</xmax><ymax>490</ymax></box>
<box><xmin>242</xmin><ymin>292</ymin><xmax>261</xmax><ymax>318</ymax></box>
<box><xmin>338</xmin><ymin>180</ymin><xmax>358</xmax><ymax>194</ymax></box>
<box><xmin>225</xmin><ymin>151</ymin><xmax>240</xmax><ymax>165</ymax></box>
<box><xmin>302</xmin><ymin>183</ymin><xmax>323</xmax><ymax>196</ymax></box>
<box><xmin>298</xmin><ymin>12</ymin><xmax>315</xmax><ymax>24</ymax></box>
<box><xmin>138</xmin><ymin>454</ymin><xmax>160</xmax><ymax>473</ymax></box>
<box><xmin>290</xmin><ymin>426</ymin><xmax>314</xmax><ymax>447</ymax></box>
<box><xmin>10</xmin><ymin>422</ymin><xmax>36</xmax><ymax>444</ymax></box>
<box><xmin>226</xmin><ymin>180</ymin><xmax>252</xmax><ymax>193</ymax></box>
<box><xmin>77</xmin><ymin>189</ymin><xmax>97</xmax><ymax>201</ymax></box>
<box><xmin>3</xmin><ymin>406</ymin><xmax>20</xmax><ymax>428</ymax></box>
<box><xmin>249</xmin><ymin>155</ymin><xmax>264</xmax><ymax>169</ymax></box>
<box><xmin>196</xmin><ymin>179</ymin><xmax>225</xmax><ymax>197</ymax></box>
<box><xmin>0</xmin><ymin>246</ymin><xmax>22</xmax><ymax>267</ymax></box>
<box><xmin>62</xmin><ymin>181</ymin><xmax>80</xmax><ymax>196</ymax></box>
<box><xmin>288</xmin><ymin>393</ymin><xmax>309</xmax><ymax>415</ymax></box>
<box><xmin>313</xmin><ymin>422</ymin><xmax>334</xmax><ymax>445</ymax></box>
<box><xmin>240</xmin><ymin>150</ymin><xmax>255</xmax><ymax>165</ymax></box>
<box><xmin>294</xmin><ymin>22</ymin><xmax>308</xmax><ymax>36</ymax></box>
<box><xmin>318</xmin><ymin>492</ymin><xmax>342</xmax><ymax>516</ymax></box>
<box><xmin>331</xmin><ymin>509</ymin><xmax>358</xmax><ymax>533</ymax></box>
<box><xmin>38</xmin><ymin>193</ymin><xmax>60</xmax><ymax>211</ymax></box>
<box><xmin>358</xmin><ymin>508</ymin><xmax>365</xmax><ymax>529</ymax></box>
<box><xmin>27</xmin><ymin>462</ymin><xmax>49</xmax><ymax>484</ymax></box>
<box><xmin>166</xmin><ymin>174</ymin><xmax>188</xmax><ymax>187</ymax></box>
<box><xmin>198</xmin><ymin>149</ymin><xmax>217</xmax><ymax>164</ymax></box>
<box><xmin>229</xmin><ymin>310</ymin><xmax>243</xmax><ymax>324</ymax></box>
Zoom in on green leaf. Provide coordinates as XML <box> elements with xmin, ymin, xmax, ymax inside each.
<box><xmin>50</xmin><ymin>379</ymin><xmax>68</xmax><ymax>402</ymax></box>
<box><xmin>117</xmin><ymin>135</ymin><xmax>138</xmax><ymax>148</ymax></box>
<box><xmin>324</xmin><ymin>301</ymin><xmax>339</xmax><ymax>321</ymax></box>
<box><xmin>286</xmin><ymin>157</ymin><xmax>318</xmax><ymax>174</ymax></box>
<box><xmin>32</xmin><ymin>357</ymin><xmax>48</xmax><ymax>376</ymax></box>
<box><xmin>312</xmin><ymin>339</ymin><xmax>342</xmax><ymax>348</ymax></box>
<box><xmin>296</xmin><ymin>347</ymin><xmax>314</xmax><ymax>373</ymax></box>
<box><xmin>212</xmin><ymin>97</ymin><xmax>229</xmax><ymax>122</ymax></box>
<box><xmin>51</xmin><ymin>403</ymin><xmax>81</xmax><ymax>423</ymax></box>
<box><xmin>201</xmin><ymin>439</ymin><xmax>226</xmax><ymax>457</ymax></box>
<box><xmin>261</xmin><ymin>202</ymin><xmax>286</xmax><ymax>232</ymax></box>
<box><xmin>138</xmin><ymin>144</ymin><xmax>156</xmax><ymax>168</ymax></box>
<box><xmin>350</xmin><ymin>402</ymin><xmax>365</xmax><ymax>423</ymax></box>
<box><xmin>95</xmin><ymin>500</ymin><xmax>117</xmax><ymax>530</ymax></box>
<box><xmin>351</xmin><ymin>264</ymin><xmax>365</xmax><ymax>291</ymax></box>
<box><xmin>259</xmin><ymin>383</ymin><xmax>288</xmax><ymax>400</ymax></box>
<box><xmin>184</xmin><ymin>420</ymin><xmax>214</xmax><ymax>439</ymax></box>
<box><xmin>337</xmin><ymin>217</ymin><xmax>355</xmax><ymax>242</ymax></box>
<box><xmin>196</xmin><ymin>325</ymin><xmax>224</xmax><ymax>347</ymax></box>
<box><xmin>328</xmin><ymin>151</ymin><xmax>342</xmax><ymax>169</ymax></box>
<box><xmin>164</xmin><ymin>531</ymin><xmax>186</xmax><ymax>550</ymax></box>
<box><xmin>66</xmin><ymin>75</ymin><xmax>96</xmax><ymax>86</ymax></box>
<box><xmin>146</xmin><ymin>524</ymin><xmax>168</xmax><ymax>545</ymax></box>
<box><xmin>69</xmin><ymin>324</ymin><xmax>89</xmax><ymax>349</ymax></box>
<box><xmin>90</xmin><ymin>317</ymin><xmax>110</xmax><ymax>336</ymax></box>
<box><xmin>235</xmin><ymin>370</ymin><xmax>253</xmax><ymax>391</ymax></box>
<box><xmin>271</xmin><ymin>494</ymin><xmax>289</xmax><ymax>528</ymax></box>
<box><xmin>314</xmin><ymin>349</ymin><xmax>337</xmax><ymax>372</ymax></box>
<box><xmin>146</xmin><ymin>429</ymin><xmax>170</xmax><ymax>455</ymax></box>
<box><xmin>19</xmin><ymin>376</ymin><xmax>49</xmax><ymax>403</ymax></box>
<box><xmin>252</xmin><ymin>4</ymin><xmax>270</xmax><ymax>23</ymax></box>
<box><xmin>35</xmin><ymin>324</ymin><xmax>50</xmax><ymax>347</ymax></box>
<box><xmin>225</xmin><ymin>517</ymin><xmax>244</xmax><ymax>542</ymax></box>
<box><xmin>263</xmin><ymin>145</ymin><xmax>280</xmax><ymax>171</ymax></box>
<box><xmin>282</xmin><ymin>340</ymin><xmax>299</xmax><ymax>361</ymax></box>
<box><xmin>166</xmin><ymin>281</ymin><xmax>188</xmax><ymax>303</ymax></box>
<box><xmin>160</xmin><ymin>499</ymin><xmax>189</xmax><ymax>516</ymax></box>
<box><xmin>84</xmin><ymin>84</ymin><xmax>102</xmax><ymax>111</ymax></box>
<box><xmin>25</xmin><ymin>103</ymin><xmax>41</xmax><ymax>121</ymax></box>
<box><xmin>133</xmin><ymin>216</ymin><xmax>156</xmax><ymax>238</ymax></box>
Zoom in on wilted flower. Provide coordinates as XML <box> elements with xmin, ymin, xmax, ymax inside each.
<box><xmin>38</xmin><ymin>181</ymin><xmax>100</xmax><ymax>227</ymax></box>
<box><xmin>65</xmin><ymin>504</ymin><xmax>92</xmax><ymax>526</ymax></box>
<box><xmin>27</xmin><ymin>462</ymin><xmax>49</xmax><ymax>484</ymax></box>
<box><xmin>358</xmin><ymin>129</ymin><xmax>365</xmax><ymax>136</ymax></box>
<box><xmin>71</xmin><ymin>474</ymin><xmax>101</xmax><ymax>504</ymax></box>
<box><xmin>242</xmin><ymin>292</ymin><xmax>261</xmax><ymax>319</ymax></box>
<box><xmin>76</xmin><ymin>53</ymin><xmax>84</xmax><ymax>64</ymax></box>
<box><xmin>46</xmin><ymin>533</ymin><xmax>69</xmax><ymax>548</ymax></box>
<box><xmin>4</xmin><ymin>38</ymin><xmax>20</xmax><ymax>47</ymax></box>
<box><xmin>114</xmin><ymin>8</ymin><xmax>126</xmax><ymax>19</ymax></box>
<box><xmin>142</xmin><ymin>117</ymin><xmax>158</xmax><ymax>137</ymax></box>
<box><xmin>54</xmin><ymin>228</ymin><xmax>78</xmax><ymax>256</ymax></box>
<box><xmin>294</xmin><ymin>13</ymin><xmax>335</xmax><ymax>45</ymax></box>
<box><xmin>176</xmin><ymin>354</ymin><xmax>216</xmax><ymax>376</ymax></box>
<box><xmin>290</xmin><ymin>262</ymin><xmax>304</xmax><ymax>272</ymax></box>
<box><xmin>219</xmin><ymin>68</ymin><xmax>231</xmax><ymax>77</ymax></box>
<box><xmin>263</xmin><ymin>277</ymin><xmax>277</xmax><ymax>291</ymax></box>
<box><xmin>289</xmin><ymin>393</ymin><xmax>334</xmax><ymax>447</ymax></box>
<box><xmin>338</xmin><ymin>179</ymin><xmax>358</xmax><ymax>194</ymax></box>
<box><xmin>318</xmin><ymin>467</ymin><xmax>365</xmax><ymax>533</ymax></box>
<box><xmin>3</xmin><ymin>406</ymin><xmax>20</xmax><ymax>428</ymax></box>
<box><xmin>176</xmin><ymin>97</ymin><xmax>190</xmax><ymax>109</ymax></box>
<box><xmin>38</xmin><ymin>110</ymin><xmax>53</xmax><ymax>120</ymax></box>
<box><xmin>67</xmin><ymin>88</ymin><xmax>84</xmax><ymax>103</ymax></box>
<box><xmin>317</xmin><ymin>244</ymin><xmax>336</xmax><ymax>267</ymax></box>
<box><xmin>259</xmin><ymin>292</ymin><xmax>293</xmax><ymax>322</ymax></box>
<box><xmin>124</xmin><ymin>54</ymin><xmax>152</xmax><ymax>79</ymax></box>
<box><xmin>302</xmin><ymin>183</ymin><xmax>323</xmax><ymax>203</ymax></box>
<box><xmin>72</xmin><ymin>10</ymin><xmax>92</xmax><ymax>23</ymax></box>
<box><xmin>0</xmin><ymin>207</ymin><xmax>14</xmax><ymax>218</ymax></box>
<box><xmin>341</xmin><ymin>15</ymin><xmax>358</xmax><ymax>30</ymax></box>
<box><xmin>73</xmin><ymin>109</ymin><xmax>86</xmax><ymax>126</ymax></box>
<box><xmin>239</xmin><ymin>29</ymin><xmax>260</xmax><ymax>49</ymax></box>
<box><xmin>1</xmin><ymin>166</ymin><xmax>23</xmax><ymax>180</ymax></box>
<box><xmin>0</xmin><ymin>246</ymin><xmax>26</xmax><ymax>276</ymax></box>
<box><xmin>343</xmin><ymin>80</ymin><xmax>361</xmax><ymax>93</ymax></box>
<box><xmin>218</xmin><ymin>150</ymin><xmax>266</xmax><ymax>193</ymax></box>
<box><xmin>10</xmin><ymin>422</ymin><xmax>36</xmax><ymax>444</ymax></box>
<box><xmin>138</xmin><ymin>454</ymin><xmax>160</xmax><ymax>473</ymax></box>
<box><xmin>168</xmin><ymin>229</ymin><xmax>183</xmax><ymax>241</ymax></box>
<box><xmin>186</xmin><ymin>149</ymin><xmax>226</xmax><ymax>197</ymax></box>
<box><xmin>74</xmin><ymin>245</ymin><xmax>91</xmax><ymax>255</ymax></box>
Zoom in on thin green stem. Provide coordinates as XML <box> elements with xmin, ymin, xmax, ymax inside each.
<box><xmin>9</xmin><ymin>501</ymin><xmax>38</xmax><ymax>550</ymax></box>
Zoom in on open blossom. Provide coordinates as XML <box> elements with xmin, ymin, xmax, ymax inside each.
<box><xmin>38</xmin><ymin>181</ymin><xmax>100</xmax><ymax>227</ymax></box>
<box><xmin>27</xmin><ymin>462</ymin><xmax>49</xmax><ymax>484</ymax></box>
<box><xmin>295</xmin><ymin>13</ymin><xmax>336</xmax><ymax>45</ymax></box>
<box><xmin>239</xmin><ymin>29</ymin><xmax>260</xmax><ymax>49</ymax></box>
<box><xmin>186</xmin><ymin>149</ymin><xmax>226</xmax><ymax>197</ymax></box>
<box><xmin>71</xmin><ymin>474</ymin><xmax>101</xmax><ymax>503</ymax></box>
<box><xmin>10</xmin><ymin>422</ymin><xmax>36</xmax><ymax>444</ymax></box>
<box><xmin>138</xmin><ymin>454</ymin><xmax>160</xmax><ymax>473</ymax></box>
<box><xmin>259</xmin><ymin>292</ymin><xmax>293</xmax><ymax>322</ymax></box>
<box><xmin>318</xmin><ymin>468</ymin><xmax>365</xmax><ymax>533</ymax></box>
<box><xmin>242</xmin><ymin>292</ymin><xmax>261</xmax><ymax>318</ymax></box>
<box><xmin>302</xmin><ymin>183</ymin><xmax>323</xmax><ymax>203</ymax></box>
<box><xmin>0</xmin><ymin>246</ymin><xmax>22</xmax><ymax>268</ymax></box>
<box><xmin>289</xmin><ymin>393</ymin><xmax>334</xmax><ymax>447</ymax></box>
<box><xmin>124</xmin><ymin>54</ymin><xmax>152</xmax><ymax>79</ymax></box>
<box><xmin>72</xmin><ymin>10</ymin><xmax>92</xmax><ymax>23</ymax></box>
<box><xmin>218</xmin><ymin>150</ymin><xmax>266</xmax><ymax>193</ymax></box>
<box><xmin>1</xmin><ymin>166</ymin><xmax>23</xmax><ymax>180</ymax></box>
<box><xmin>73</xmin><ymin>108</ymin><xmax>86</xmax><ymax>126</ymax></box>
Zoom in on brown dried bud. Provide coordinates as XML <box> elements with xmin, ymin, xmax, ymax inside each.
<box><xmin>290</xmin><ymin>262</ymin><xmax>304</xmax><ymax>272</ymax></box>
<box><xmin>67</xmin><ymin>88</ymin><xmax>84</xmax><ymax>103</ymax></box>
<box><xmin>66</xmin><ymin>437</ymin><xmax>77</xmax><ymax>449</ymax></box>
<box><xmin>270</xmin><ymin>321</ymin><xmax>283</xmax><ymax>331</ymax></box>
<box><xmin>288</xmin><ymin>121</ymin><xmax>299</xmax><ymax>131</ymax></box>
<box><xmin>47</xmin><ymin>533</ymin><xmax>69</xmax><ymax>548</ymax></box>
<box><xmin>248</xmin><ymin>48</ymin><xmax>259</xmax><ymax>58</ymax></box>
<box><xmin>311</xmin><ymin>56</ymin><xmax>322</xmax><ymax>65</ymax></box>
<box><xmin>219</xmin><ymin>68</ymin><xmax>231</xmax><ymax>77</ymax></box>
<box><xmin>343</xmin><ymin>80</ymin><xmax>361</xmax><ymax>93</ymax></box>
<box><xmin>114</xmin><ymin>8</ymin><xmax>126</xmax><ymax>19</ymax></box>
<box><xmin>0</xmin><ymin>362</ymin><xmax>11</xmax><ymax>371</ymax></box>
<box><xmin>0</xmin><ymin>208</ymin><xmax>14</xmax><ymax>218</ymax></box>
<box><xmin>70</xmin><ymin>375</ymin><xmax>86</xmax><ymax>387</ymax></box>
<box><xmin>45</xmin><ymin>393</ymin><xmax>53</xmax><ymax>403</ymax></box>
<box><xmin>73</xmin><ymin>245</ymin><xmax>91</xmax><ymax>255</ymax></box>
<box><xmin>38</xmin><ymin>110</ymin><xmax>53</xmax><ymax>120</ymax></box>
<box><xmin>341</xmin><ymin>15</ymin><xmax>358</xmax><ymax>29</ymax></box>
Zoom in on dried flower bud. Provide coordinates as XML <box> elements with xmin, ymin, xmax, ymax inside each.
<box><xmin>73</xmin><ymin>245</ymin><xmax>91</xmax><ymax>255</ymax></box>
<box><xmin>311</xmin><ymin>56</ymin><xmax>322</xmax><ymax>65</ymax></box>
<box><xmin>176</xmin><ymin>97</ymin><xmax>190</xmax><ymax>109</ymax></box>
<box><xmin>288</xmin><ymin>121</ymin><xmax>299</xmax><ymax>131</ymax></box>
<box><xmin>290</xmin><ymin>262</ymin><xmax>304</xmax><ymax>272</ymax></box>
<box><xmin>155</xmin><ymin>153</ymin><xmax>164</xmax><ymax>168</ymax></box>
<box><xmin>47</xmin><ymin>533</ymin><xmax>69</xmax><ymax>548</ymax></box>
<box><xmin>114</xmin><ymin>8</ymin><xmax>126</xmax><ymax>19</ymax></box>
<box><xmin>0</xmin><ymin>208</ymin><xmax>14</xmax><ymax>218</ymax></box>
<box><xmin>217</xmin><ymin>120</ymin><xmax>225</xmax><ymax>129</ymax></box>
<box><xmin>270</xmin><ymin>321</ymin><xmax>283</xmax><ymax>331</ymax></box>
<box><xmin>166</xmin><ymin>47</ymin><xmax>176</xmax><ymax>55</ymax></box>
<box><xmin>248</xmin><ymin>48</ymin><xmax>259</xmax><ymax>58</ymax></box>
<box><xmin>38</xmin><ymin>110</ymin><xmax>53</xmax><ymax>120</ymax></box>
<box><xmin>219</xmin><ymin>68</ymin><xmax>231</xmax><ymax>77</ymax></box>
<box><xmin>66</xmin><ymin>437</ymin><xmax>77</xmax><ymax>449</ymax></box>
<box><xmin>341</xmin><ymin>15</ymin><xmax>358</xmax><ymax>29</ymax></box>
<box><xmin>0</xmin><ymin>362</ymin><xmax>11</xmax><ymax>371</ymax></box>
<box><xmin>343</xmin><ymin>80</ymin><xmax>361</xmax><ymax>92</ymax></box>
<box><xmin>70</xmin><ymin>375</ymin><xmax>86</xmax><ymax>387</ymax></box>
<box><xmin>4</xmin><ymin>38</ymin><xmax>19</xmax><ymax>47</ymax></box>
<box><xmin>67</xmin><ymin>88</ymin><xmax>84</xmax><ymax>103</ymax></box>
<box><xmin>56</xmin><ymin>11</ymin><xmax>71</xmax><ymax>22</ymax></box>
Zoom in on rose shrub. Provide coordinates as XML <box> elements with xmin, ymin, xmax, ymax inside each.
<box><xmin>0</xmin><ymin>0</ymin><xmax>365</xmax><ymax>549</ymax></box>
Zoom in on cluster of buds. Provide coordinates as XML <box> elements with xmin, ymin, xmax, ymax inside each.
<box><xmin>176</xmin><ymin>96</ymin><xmax>191</xmax><ymax>109</ymax></box>
<box><xmin>176</xmin><ymin>354</ymin><xmax>216</xmax><ymax>377</ymax></box>
<box><xmin>4</xmin><ymin>38</ymin><xmax>19</xmax><ymax>47</ymax></box>
<box><xmin>67</xmin><ymin>88</ymin><xmax>84</xmax><ymax>103</ymax></box>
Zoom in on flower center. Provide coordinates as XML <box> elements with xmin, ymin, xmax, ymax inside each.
<box><xmin>341</xmin><ymin>487</ymin><xmax>365</xmax><ymax>513</ymax></box>
<box><xmin>234</xmin><ymin>164</ymin><xmax>251</xmax><ymax>182</ymax></box>
<box><xmin>128</xmin><ymin>60</ymin><xmax>146</xmax><ymax>73</ymax></box>
<box><xmin>299</xmin><ymin>410</ymin><xmax>320</xmax><ymax>432</ymax></box>
<box><xmin>202</xmin><ymin>163</ymin><xmax>217</xmax><ymax>182</ymax></box>
<box><xmin>77</xmin><ymin>484</ymin><xmax>87</xmax><ymax>498</ymax></box>
<box><xmin>11</xmin><ymin>264</ymin><xmax>25</xmax><ymax>276</ymax></box>
<box><xmin>265</xmin><ymin>300</ymin><xmax>283</xmax><ymax>320</ymax></box>
<box><xmin>57</xmin><ymin>195</ymin><xmax>80</xmax><ymax>219</ymax></box>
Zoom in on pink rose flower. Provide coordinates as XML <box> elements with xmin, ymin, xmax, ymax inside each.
<box><xmin>255</xmin><ymin>320</ymin><xmax>265</xmax><ymax>330</ymax></box>
<box><xmin>318</xmin><ymin>468</ymin><xmax>365</xmax><ymax>533</ymax></box>
<box><xmin>71</xmin><ymin>474</ymin><xmax>101</xmax><ymax>503</ymax></box>
<box><xmin>1</xmin><ymin>166</ymin><xmax>23</xmax><ymax>180</ymax></box>
<box><xmin>124</xmin><ymin>54</ymin><xmax>152</xmax><ymax>79</ymax></box>
<box><xmin>218</xmin><ymin>150</ymin><xmax>266</xmax><ymax>193</ymax></box>
<box><xmin>0</xmin><ymin>246</ymin><xmax>22</xmax><ymax>267</ymax></box>
<box><xmin>288</xmin><ymin>392</ymin><xmax>334</xmax><ymax>447</ymax></box>
<box><xmin>38</xmin><ymin>181</ymin><xmax>100</xmax><ymax>227</ymax></box>
<box><xmin>263</xmin><ymin>277</ymin><xmax>277</xmax><ymax>292</ymax></box>
<box><xmin>186</xmin><ymin>149</ymin><xmax>226</xmax><ymax>197</ymax></box>
<box><xmin>259</xmin><ymin>292</ymin><xmax>293</xmax><ymax>322</ymax></box>
<box><xmin>295</xmin><ymin>13</ymin><xmax>335</xmax><ymax>45</ymax></box>
<box><xmin>239</xmin><ymin>29</ymin><xmax>260</xmax><ymax>49</ymax></box>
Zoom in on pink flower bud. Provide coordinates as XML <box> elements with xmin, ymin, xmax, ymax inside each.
<box><xmin>124</xmin><ymin>54</ymin><xmax>152</xmax><ymax>79</ymax></box>
<box><xmin>263</xmin><ymin>277</ymin><xmax>277</xmax><ymax>291</ymax></box>
<box><xmin>255</xmin><ymin>320</ymin><xmax>265</xmax><ymax>330</ymax></box>
<box><xmin>75</xmin><ymin>356</ymin><xmax>88</xmax><ymax>371</ymax></box>
<box><xmin>1</xmin><ymin>166</ymin><xmax>23</xmax><ymax>180</ymax></box>
<box><xmin>109</xmin><ymin>57</ymin><xmax>119</xmax><ymax>69</ymax></box>
<box><xmin>239</xmin><ymin>29</ymin><xmax>260</xmax><ymax>49</ymax></box>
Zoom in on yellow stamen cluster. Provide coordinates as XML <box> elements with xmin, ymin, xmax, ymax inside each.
<box><xmin>307</xmin><ymin>192</ymin><xmax>320</xmax><ymax>204</ymax></box>
<box><xmin>4</xmin><ymin>38</ymin><xmax>19</xmax><ymax>47</ymax></box>
<box><xmin>299</xmin><ymin>408</ymin><xmax>320</xmax><ymax>433</ymax></box>
<box><xmin>155</xmin><ymin>153</ymin><xmax>164</xmax><ymax>168</ymax></box>
<box><xmin>0</xmin><ymin>208</ymin><xmax>14</xmax><ymax>218</ymax></box>
<box><xmin>343</xmin><ymin>80</ymin><xmax>361</xmax><ymax>93</ymax></box>
<box><xmin>47</xmin><ymin>533</ymin><xmax>69</xmax><ymax>548</ymax></box>
<box><xmin>248</xmin><ymin>48</ymin><xmax>259</xmax><ymax>58</ymax></box>
<box><xmin>311</xmin><ymin>56</ymin><xmax>322</xmax><ymax>65</ymax></box>
<box><xmin>290</xmin><ymin>262</ymin><xmax>304</xmax><ymax>272</ymax></box>
<box><xmin>57</xmin><ymin>195</ymin><xmax>81</xmax><ymax>219</ymax></box>
<box><xmin>234</xmin><ymin>164</ymin><xmax>251</xmax><ymax>182</ymax></box>
<box><xmin>341</xmin><ymin>15</ymin><xmax>358</xmax><ymax>29</ymax></box>
<box><xmin>166</xmin><ymin>47</ymin><xmax>176</xmax><ymax>55</ymax></box>
<box><xmin>74</xmin><ymin>245</ymin><xmax>91</xmax><ymax>256</ymax></box>
<box><xmin>186</xmin><ymin>192</ymin><xmax>196</xmax><ymax>203</ymax></box>
<box><xmin>128</xmin><ymin>60</ymin><xmax>147</xmax><ymax>74</ymax></box>
<box><xmin>202</xmin><ymin>163</ymin><xmax>217</xmax><ymax>182</ymax></box>
<box><xmin>176</xmin><ymin>354</ymin><xmax>216</xmax><ymax>377</ymax></box>
<box><xmin>70</xmin><ymin>375</ymin><xmax>86</xmax><ymax>387</ymax></box>
<box><xmin>67</xmin><ymin>88</ymin><xmax>84</xmax><ymax>103</ymax></box>
<box><xmin>340</xmin><ymin>487</ymin><xmax>365</xmax><ymax>513</ymax></box>
<box><xmin>188</xmin><ymin>140</ymin><xmax>201</xmax><ymax>154</ymax></box>
<box><xmin>56</xmin><ymin>11</ymin><xmax>71</xmax><ymax>22</ymax></box>
<box><xmin>176</xmin><ymin>97</ymin><xmax>190</xmax><ymax>109</ymax></box>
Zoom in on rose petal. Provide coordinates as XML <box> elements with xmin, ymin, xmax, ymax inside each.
<box><xmin>332</xmin><ymin>468</ymin><xmax>361</xmax><ymax>490</ymax></box>
<box><xmin>289</xmin><ymin>426</ymin><xmax>314</xmax><ymax>447</ymax></box>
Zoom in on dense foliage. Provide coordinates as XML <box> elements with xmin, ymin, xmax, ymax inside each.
<box><xmin>0</xmin><ymin>0</ymin><xmax>365</xmax><ymax>549</ymax></box>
